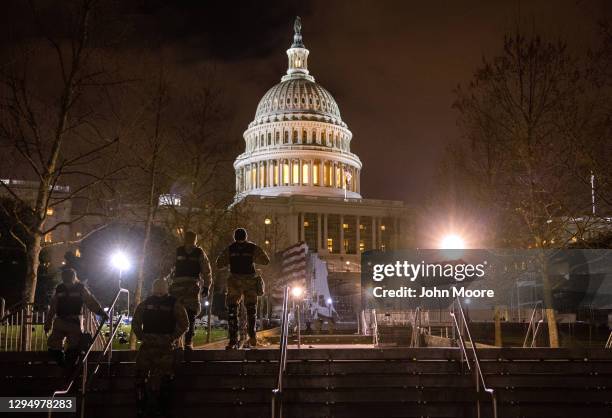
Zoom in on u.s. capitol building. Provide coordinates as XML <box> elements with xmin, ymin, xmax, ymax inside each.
<box><xmin>233</xmin><ymin>18</ymin><xmax>410</xmax><ymax>300</ymax></box>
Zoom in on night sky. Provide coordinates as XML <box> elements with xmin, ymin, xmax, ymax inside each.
<box><xmin>5</xmin><ymin>0</ymin><xmax>610</xmax><ymax>203</ymax></box>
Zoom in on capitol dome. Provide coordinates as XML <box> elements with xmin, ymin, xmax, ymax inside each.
<box><xmin>252</xmin><ymin>79</ymin><xmax>344</xmax><ymax>127</ymax></box>
<box><xmin>234</xmin><ymin>17</ymin><xmax>362</xmax><ymax>201</ymax></box>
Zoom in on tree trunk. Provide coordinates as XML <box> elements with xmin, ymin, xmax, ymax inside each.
<box><xmin>129</xmin><ymin>175</ymin><xmax>157</xmax><ymax>350</ymax></box>
<box><xmin>21</xmin><ymin>233</ymin><xmax>42</xmax><ymax>351</ymax></box>
<box><xmin>540</xmin><ymin>254</ymin><xmax>560</xmax><ymax>348</ymax></box>
<box><xmin>494</xmin><ymin>306</ymin><xmax>503</xmax><ymax>347</ymax></box>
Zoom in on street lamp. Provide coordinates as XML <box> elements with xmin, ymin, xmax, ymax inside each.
<box><xmin>110</xmin><ymin>251</ymin><xmax>130</xmax><ymax>287</ymax></box>
<box><xmin>291</xmin><ymin>286</ymin><xmax>303</xmax><ymax>298</ymax></box>
<box><xmin>439</xmin><ymin>234</ymin><xmax>466</xmax><ymax>250</ymax></box>
<box><xmin>291</xmin><ymin>286</ymin><xmax>303</xmax><ymax>348</ymax></box>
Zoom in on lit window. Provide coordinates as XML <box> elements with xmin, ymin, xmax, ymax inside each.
<box><xmin>44</xmin><ymin>233</ymin><xmax>53</xmax><ymax>243</ymax></box>
<box><xmin>75</xmin><ymin>249</ymin><xmax>81</xmax><ymax>257</ymax></box>
<box><xmin>46</xmin><ymin>208</ymin><xmax>54</xmax><ymax>216</ymax></box>
<box><xmin>313</xmin><ymin>163</ymin><xmax>319</xmax><ymax>185</ymax></box>
<box><xmin>274</xmin><ymin>164</ymin><xmax>279</xmax><ymax>186</ymax></box>
<box><xmin>342</xmin><ymin>223</ymin><xmax>349</xmax><ymax>229</ymax></box>
<box><xmin>343</xmin><ymin>239</ymin><xmax>349</xmax><ymax>253</ymax></box>
<box><xmin>327</xmin><ymin>238</ymin><xmax>333</xmax><ymax>253</ymax></box>
<box><xmin>380</xmin><ymin>225</ymin><xmax>386</xmax><ymax>231</ymax></box>
<box><xmin>302</xmin><ymin>163</ymin><xmax>309</xmax><ymax>184</ymax></box>
<box><xmin>292</xmin><ymin>162</ymin><xmax>299</xmax><ymax>184</ymax></box>
<box><xmin>283</xmin><ymin>163</ymin><xmax>290</xmax><ymax>185</ymax></box>
<box><xmin>75</xmin><ymin>232</ymin><xmax>82</xmax><ymax>238</ymax></box>
<box><xmin>359</xmin><ymin>241</ymin><xmax>365</xmax><ymax>253</ymax></box>
<box><xmin>304</xmin><ymin>221</ymin><xmax>309</xmax><ymax>227</ymax></box>
<box><xmin>359</xmin><ymin>224</ymin><xmax>365</xmax><ymax>230</ymax></box>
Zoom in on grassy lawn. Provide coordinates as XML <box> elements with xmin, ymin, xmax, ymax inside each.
<box><xmin>0</xmin><ymin>324</ymin><xmax>227</xmax><ymax>351</ymax></box>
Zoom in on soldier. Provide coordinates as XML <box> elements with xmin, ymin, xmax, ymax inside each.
<box><xmin>132</xmin><ymin>278</ymin><xmax>189</xmax><ymax>418</ymax></box>
<box><xmin>216</xmin><ymin>228</ymin><xmax>270</xmax><ymax>349</ymax></box>
<box><xmin>169</xmin><ymin>230</ymin><xmax>212</xmax><ymax>351</ymax></box>
<box><xmin>44</xmin><ymin>268</ymin><xmax>107</xmax><ymax>368</ymax></box>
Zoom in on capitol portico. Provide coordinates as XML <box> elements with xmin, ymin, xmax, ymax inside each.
<box><xmin>233</xmin><ymin>18</ymin><xmax>409</xmax><ymax>307</ymax></box>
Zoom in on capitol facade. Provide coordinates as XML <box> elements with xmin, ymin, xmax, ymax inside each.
<box><xmin>233</xmin><ymin>18</ymin><xmax>409</xmax><ymax>302</ymax></box>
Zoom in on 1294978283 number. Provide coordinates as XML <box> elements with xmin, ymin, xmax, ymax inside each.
<box><xmin>0</xmin><ymin>397</ymin><xmax>76</xmax><ymax>412</ymax></box>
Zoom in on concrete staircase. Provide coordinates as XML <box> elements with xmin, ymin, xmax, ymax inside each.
<box><xmin>1</xmin><ymin>348</ymin><xmax>612</xmax><ymax>418</ymax></box>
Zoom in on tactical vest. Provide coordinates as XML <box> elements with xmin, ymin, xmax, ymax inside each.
<box><xmin>229</xmin><ymin>241</ymin><xmax>257</xmax><ymax>274</ymax></box>
<box><xmin>142</xmin><ymin>295</ymin><xmax>176</xmax><ymax>334</ymax></box>
<box><xmin>175</xmin><ymin>246</ymin><xmax>203</xmax><ymax>277</ymax></box>
<box><xmin>55</xmin><ymin>283</ymin><xmax>84</xmax><ymax>317</ymax></box>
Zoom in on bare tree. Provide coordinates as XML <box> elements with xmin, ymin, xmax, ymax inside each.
<box><xmin>0</xmin><ymin>0</ymin><xmax>126</xmax><ymax>349</ymax></box>
<box><xmin>447</xmin><ymin>31</ymin><xmax>606</xmax><ymax>347</ymax></box>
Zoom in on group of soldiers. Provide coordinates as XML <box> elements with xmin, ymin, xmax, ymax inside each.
<box><xmin>44</xmin><ymin>227</ymin><xmax>269</xmax><ymax>417</ymax></box>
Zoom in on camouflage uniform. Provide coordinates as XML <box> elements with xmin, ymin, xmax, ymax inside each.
<box><xmin>169</xmin><ymin>245</ymin><xmax>212</xmax><ymax>349</ymax></box>
<box><xmin>216</xmin><ymin>241</ymin><xmax>269</xmax><ymax>347</ymax></box>
<box><xmin>45</xmin><ymin>280</ymin><xmax>105</xmax><ymax>367</ymax></box>
<box><xmin>132</xmin><ymin>294</ymin><xmax>189</xmax><ymax>418</ymax></box>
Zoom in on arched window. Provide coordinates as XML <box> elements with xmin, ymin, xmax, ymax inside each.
<box><xmin>302</xmin><ymin>161</ymin><xmax>309</xmax><ymax>184</ymax></box>
<box><xmin>292</xmin><ymin>130</ymin><xmax>298</xmax><ymax>143</ymax></box>
<box><xmin>267</xmin><ymin>132</ymin><xmax>271</xmax><ymax>145</ymax></box>
<box><xmin>282</xmin><ymin>161</ymin><xmax>290</xmax><ymax>185</ymax></box>
<box><xmin>302</xmin><ymin>130</ymin><xmax>307</xmax><ymax>143</ymax></box>
<box><xmin>313</xmin><ymin>130</ymin><xmax>317</xmax><ymax>144</ymax></box>
<box><xmin>284</xmin><ymin>131</ymin><xmax>289</xmax><ymax>144</ymax></box>
<box><xmin>275</xmin><ymin>131</ymin><xmax>280</xmax><ymax>144</ymax></box>
<box><xmin>313</xmin><ymin>160</ymin><xmax>320</xmax><ymax>185</ymax></box>
<box><xmin>292</xmin><ymin>161</ymin><xmax>299</xmax><ymax>184</ymax></box>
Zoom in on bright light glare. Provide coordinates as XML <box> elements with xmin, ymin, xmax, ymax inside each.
<box><xmin>291</xmin><ymin>286</ymin><xmax>303</xmax><ymax>298</ymax></box>
<box><xmin>439</xmin><ymin>234</ymin><xmax>466</xmax><ymax>249</ymax></box>
<box><xmin>204</xmin><ymin>301</ymin><xmax>210</xmax><ymax>307</ymax></box>
<box><xmin>326</xmin><ymin>298</ymin><xmax>333</xmax><ymax>305</ymax></box>
<box><xmin>110</xmin><ymin>251</ymin><xmax>130</xmax><ymax>271</ymax></box>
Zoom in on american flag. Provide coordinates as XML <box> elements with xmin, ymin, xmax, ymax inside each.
<box><xmin>270</xmin><ymin>241</ymin><xmax>308</xmax><ymax>317</ymax></box>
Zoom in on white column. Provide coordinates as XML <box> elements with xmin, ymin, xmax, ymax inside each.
<box><xmin>317</xmin><ymin>213</ymin><xmax>322</xmax><ymax>250</ymax></box>
<box><xmin>355</xmin><ymin>216</ymin><xmax>361</xmax><ymax>254</ymax></box>
<box><xmin>319</xmin><ymin>160</ymin><xmax>324</xmax><ymax>186</ymax></box>
<box><xmin>340</xmin><ymin>214</ymin><xmax>345</xmax><ymax>254</ymax></box>
<box><xmin>309</xmin><ymin>159</ymin><xmax>314</xmax><ymax>186</ymax></box>
<box><xmin>372</xmin><ymin>217</ymin><xmax>377</xmax><ymax>250</ymax></box>
<box><xmin>300</xmin><ymin>212</ymin><xmax>305</xmax><ymax>241</ymax></box>
<box><xmin>298</xmin><ymin>159</ymin><xmax>303</xmax><ymax>185</ymax></box>
<box><xmin>323</xmin><ymin>214</ymin><xmax>329</xmax><ymax>251</ymax></box>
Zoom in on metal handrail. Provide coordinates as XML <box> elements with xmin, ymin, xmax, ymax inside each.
<box><xmin>48</xmin><ymin>287</ymin><xmax>129</xmax><ymax>418</ymax></box>
<box><xmin>271</xmin><ymin>285</ymin><xmax>290</xmax><ymax>418</ymax></box>
<box><xmin>410</xmin><ymin>307</ymin><xmax>422</xmax><ymax>348</ymax></box>
<box><xmin>450</xmin><ymin>296</ymin><xmax>498</xmax><ymax>418</ymax></box>
<box><xmin>523</xmin><ymin>301</ymin><xmax>544</xmax><ymax>348</ymax></box>
<box><xmin>605</xmin><ymin>331</ymin><xmax>612</xmax><ymax>349</ymax></box>
<box><xmin>371</xmin><ymin>309</ymin><xmax>379</xmax><ymax>346</ymax></box>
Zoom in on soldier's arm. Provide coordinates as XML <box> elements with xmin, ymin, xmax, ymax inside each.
<box><xmin>254</xmin><ymin>245</ymin><xmax>271</xmax><ymax>265</ymax></box>
<box><xmin>82</xmin><ymin>286</ymin><xmax>106</xmax><ymax>316</ymax></box>
<box><xmin>199</xmin><ymin>249</ymin><xmax>212</xmax><ymax>289</ymax></box>
<box><xmin>172</xmin><ymin>301</ymin><xmax>190</xmax><ymax>341</ymax></box>
<box><xmin>215</xmin><ymin>247</ymin><xmax>230</xmax><ymax>269</ymax></box>
<box><xmin>131</xmin><ymin>303</ymin><xmax>145</xmax><ymax>340</ymax></box>
<box><xmin>44</xmin><ymin>293</ymin><xmax>58</xmax><ymax>332</ymax></box>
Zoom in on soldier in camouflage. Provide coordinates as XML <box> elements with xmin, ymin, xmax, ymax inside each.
<box><xmin>44</xmin><ymin>268</ymin><xmax>107</xmax><ymax>368</ymax></box>
<box><xmin>169</xmin><ymin>230</ymin><xmax>212</xmax><ymax>351</ymax></box>
<box><xmin>132</xmin><ymin>278</ymin><xmax>189</xmax><ymax>418</ymax></box>
<box><xmin>216</xmin><ymin>228</ymin><xmax>270</xmax><ymax>349</ymax></box>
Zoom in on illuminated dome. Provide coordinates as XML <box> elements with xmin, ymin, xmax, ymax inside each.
<box><xmin>252</xmin><ymin>79</ymin><xmax>344</xmax><ymax>127</ymax></box>
<box><xmin>234</xmin><ymin>17</ymin><xmax>362</xmax><ymax>200</ymax></box>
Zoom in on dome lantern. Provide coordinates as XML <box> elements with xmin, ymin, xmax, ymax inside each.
<box><xmin>283</xmin><ymin>16</ymin><xmax>313</xmax><ymax>82</ymax></box>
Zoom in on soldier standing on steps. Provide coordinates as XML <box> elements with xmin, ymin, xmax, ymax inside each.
<box><xmin>216</xmin><ymin>228</ymin><xmax>270</xmax><ymax>349</ymax></box>
<box><xmin>132</xmin><ymin>278</ymin><xmax>189</xmax><ymax>418</ymax></box>
<box><xmin>169</xmin><ymin>230</ymin><xmax>212</xmax><ymax>351</ymax></box>
<box><xmin>45</xmin><ymin>268</ymin><xmax>107</xmax><ymax>369</ymax></box>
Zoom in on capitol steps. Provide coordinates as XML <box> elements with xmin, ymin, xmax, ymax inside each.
<box><xmin>1</xmin><ymin>348</ymin><xmax>612</xmax><ymax>417</ymax></box>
